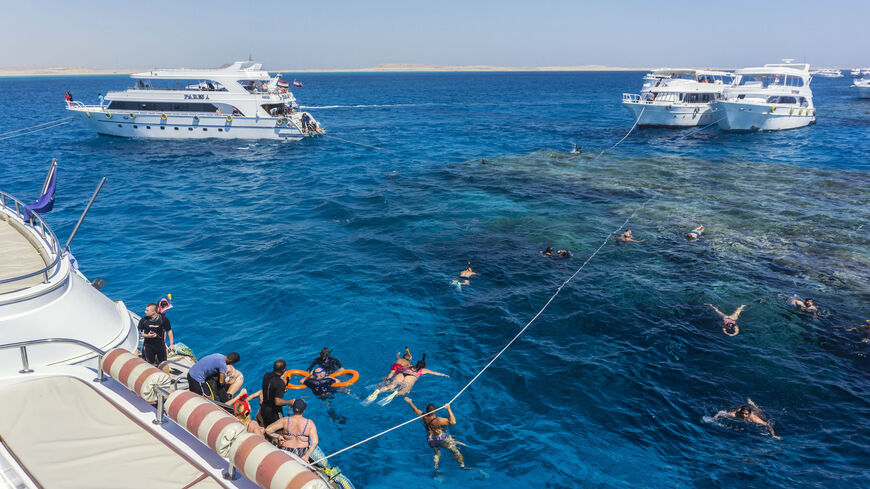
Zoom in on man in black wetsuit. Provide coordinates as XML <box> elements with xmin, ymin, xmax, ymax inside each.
<box><xmin>306</xmin><ymin>348</ymin><xmax>342</xmax><ymax>375</ymax></box>
<box><xmin>137</xmin><ymin>303</ymin><xmax>173</xmax><ymax>366</ymax></box>
<box><xmin>259</xmin><ymin>359</ymin><xmax>293</xmax><ymax>427</ymax></box>
<box><xmin>303</xmin><ymin>367</ymin><xmax>339</xmax><ymax>400</ymax></box>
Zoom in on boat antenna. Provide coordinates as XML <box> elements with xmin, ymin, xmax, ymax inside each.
<box><xmin>782</xmin><ymin>58</ymin><xmax>795</xmax><ymax>64</ymax></box>
<box><xmin>63</xmin><ymin>177</ymin><xmax>107</xmax><ymax>253</ymax></box>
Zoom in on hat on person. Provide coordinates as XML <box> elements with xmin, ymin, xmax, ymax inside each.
<box><xmin>313</xmin><ymin>367</ymin><xmax>325</xmax><ymax>375</ymax></box>
<box><xmin>293</xmin><ymin>398</ymin><xmax>307</xmax><ymax>411</ymax></box>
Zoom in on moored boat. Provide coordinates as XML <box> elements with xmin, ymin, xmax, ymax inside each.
<box><xmin>622</xmin><ymin>69</ymin><xmax>734</xmax><ymax>127</ymax></box>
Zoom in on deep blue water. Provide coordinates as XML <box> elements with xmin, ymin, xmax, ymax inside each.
<box><xmin>2</xmin><ymin>72</ymin><xmax>869</xmax><ymax>488</ymax></box>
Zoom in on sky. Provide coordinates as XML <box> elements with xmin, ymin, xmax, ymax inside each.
<box><xmin>0</xmin><ymin>0</ymin><xmax>866</xmax><ymax>70</ymax></box>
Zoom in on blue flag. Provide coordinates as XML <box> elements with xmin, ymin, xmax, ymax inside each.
<box><xmin>22</xmin><ymin>165</ymin><xmax>56</xmax><ymax>222</ymax></box>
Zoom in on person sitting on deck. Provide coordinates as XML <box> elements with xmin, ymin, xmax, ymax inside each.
<box><xmin>186</xmin><ymin>352</ymin><xmax>240</xmax><ymax>402</ymax></box>
<box><xmin>233</xmin><ymin>390</ymin><xmax>265</xmax><ymax>438</ymax></box>
<box><xmin>404</xmin><ymin>398</ymin><xmax>467</xmax><ymax>469</ymax></box>
<box><xmin>265</xmin><ymin>399</ymin><xmax>319</xmax><ymax>462</ymax></box>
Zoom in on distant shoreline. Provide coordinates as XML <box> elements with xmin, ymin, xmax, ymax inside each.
<box><xmin>0</xmin><ymin>64</ymin><xmax>647</xmax><ymax>77</ymax></box>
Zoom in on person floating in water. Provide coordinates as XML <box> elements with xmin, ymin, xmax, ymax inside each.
<box><xmin>686</xmin><ymin>225</ymin><xmax>705</xmax><ymax>241</ymax></box>
<box><xmin>481</xmin><ymin>158</ymin><xmax>487</xmax><ymax>165</ymax></box>
<box><xmin>384</xmin><ymin>348</ymin><xmax>413</xmax><ymax>382</ymax></box>
<box><xmin>404</xmin><ymin>398</ymin><xmax>467</xmax><ymax>470</ymax></box>
<box><xmin>571</xmin><ymin>144</ymin><xmax>582</xmax><ymax>154</ymax></box>
<box><xmin>460</xmin><ymin>262</ymin><xmax>478</xmax><ymax>279</ymax></box>
<box><xmin>365</xmin><ymin>354</ymin><xmax>449</xmax><ymax>405</ymax></box>
<box><xmin>557</xmin><ymin>249</ymin><xmax>572</xmax><ymax>258</ymax></box>
<box><xmin>847</xmin><ymin>320</ymin><xmax>870</xmax><ymax>343</ymax></box>
<box><xmin>542</xmin><ymin>247</ymin><xmax>571</xmax><ymax>258</ymax></box>
<box><xmin>307</xmin><ymin>347</ymin><xmax>343</xmax><ymax>375</ymax></box>
<box><xmin>616</xmin><ymin>228</ymin><xmax>644</xmax><ymax>243</ymax></box>
<box><xmin>543</xmin><ymin>246</ymin><xmax>555</xmax><ymax>257</ymax></box>
<box><xmin>707</xmin><ymin>303</ymin><xmax>746</xmax><ymax>336</ymax></box>
<box><xmin>789</xmin><ymin>295</ymin><xmax>818</xmax><ymax>319</ymax></box>
<box><xmin>714</xmin><ymin>399</ymin><xmax>780</xmax><ymax>439</ymax></box>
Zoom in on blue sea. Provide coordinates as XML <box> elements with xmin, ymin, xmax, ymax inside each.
<box><xmin>1</xmin><ymin>72</ymin><xmax>869</xmax><ymax>488</ymax></box>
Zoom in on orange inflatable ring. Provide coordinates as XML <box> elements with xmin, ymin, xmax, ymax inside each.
<box><xmin>330</xmin><ymin>369</ymin><xmax>359</xmax><ymax>387</ymax></box>
<box><xmin>281</xmin><ymin>369</ymin><xmax>309</xmax><ymax>391</ymax></box>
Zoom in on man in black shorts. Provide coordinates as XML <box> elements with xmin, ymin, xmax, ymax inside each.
<box><xmin>137</xmin><ymin>303</ymin><xmax>173</xmax><ymax>366</ymax></box>
<box><xmin>259</xmin><ymin>359</ymin><xmax>293</xmax><ymax>426</ymax></box>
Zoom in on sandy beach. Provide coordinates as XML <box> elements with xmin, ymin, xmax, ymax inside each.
<box><xmin>0</xmin><ymin>63</ymin><xmax>644</xmax><ymax>77</ymax></box>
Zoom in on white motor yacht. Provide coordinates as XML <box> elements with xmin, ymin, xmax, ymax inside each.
<box><xmin>853</xmin><ymin>76</ymin><xmax>870</xmax><ymax>98</ymax></box>
<box><xmin>851</xmin><ymin>68</ymin><xmax>861</xmax><ymax>76</ymax></box>
<box><xmin>712</xmin><ymin>62</ymin><xmax>815</xmax><ymax>132</ymax></box>
<box><xmin>0</xmin><ymin>178</ymin><xmax>352</xmax><ymax>489</ymax></box>
<box><xmin>811</xmin><ymin>68</ymin><xmax>843</xmax><ymax>78</ymax></box>
<box><xmin>622</xmin><ymin>69</ymin><xmax>734</xmax><ymax>127</ymax></box>
<box><xmin>66</xmin><ymin>61</ymin><xmax>323</xmax><ymax>140</ymax></box>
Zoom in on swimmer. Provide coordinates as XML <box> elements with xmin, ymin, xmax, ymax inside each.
<box><xmin>557</xmin><ymin>249</ymin><xmax>572</xmax><ymax>258</ymax></box>
<box><xmin>707</xmin><ymin>303</ymin><xmax>746</xmax><ymax>336</ymax></box>
<box><xmin>714</xmin><ymin>399</ymin><xmax>780</xmax><ymax>439</ymax></box>
<box><xmin>481</xmin><ymin>158</ymin><xmax>487</xmax><ymax>165</ymax></box>
<box><xmin>789</xmin><ymin>295</ymin><xmax>818</xmax><ymax>318</ymax></box>
<box><xmin>571</xmin><ymin>144</ymin><xmax>582</xmax><ymax>154</ymax></box>
<box><xmin>405</xmin><ymin>398</ymin><xmax>467</xmax><ymax>469</ymax></box>
<box><xmin>366</xmin><ymin>354</ymin><xmax>449</xmax><ymax>405</ymax></box>
<box><xmin>847</xmin><ymin>320</ymin><xmax>870</xmax><ymax>343</ymax></box>
<box><xmin>542</xmin><ymin>247</ymin><xmax>555</xmax><ymax>257</ymax></box>
<box><xmin>616</xmin><ymin>228</ymin><xmax>644</xmax><ymax>243</ymax></box>
<box><xmin>383</xmin><ymin>348</ymin><xmax>413</xmax><ymax>382</ymax></box>
<box><xmin>459</xmin><ymin>262</ymin><xmax>478</xmax><ymax>279</ymax></box>
<box><xmin>686</xmin><ymin>225</ymin><xmax>705</xmax><ymax>241</ymax></box>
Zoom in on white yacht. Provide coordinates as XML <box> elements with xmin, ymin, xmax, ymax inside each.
<box><xmin>622</xmin><ymin>69</ymin><xmax>734</xmax><ymax>127</ymax></box>
<box><xmin>853</xmin><ymin>76</ymin><xmax>870</xmax><ymax>98</ymax></box>
<box><xmin>851</xmin><ymin>68</ymin><xmax>862</xmax><ymax>76</ymax></box>
<box><xmin>811</xmin><ymin>68</ymin><xmax>843</xmax><ymax>78</ymax></box>
<box><xmin>0</xmin><ymin>177</ymin><xmax>351</xmax><ymax>489</ymax></box>
<box><xmin>66</xmin><ymin>61</ymin><xmax>323</xmax><ymax>140</ymax></box>
<box><xmin>712</xmin><ymin>62</ymin><xmax>815</xmax><ymax>132</ymax></box>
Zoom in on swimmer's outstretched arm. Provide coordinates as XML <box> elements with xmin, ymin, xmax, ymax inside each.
<box><xmin>733</xmin><ymin>305</ymin><xmax>747</xmax><ymax>319</ymax></box>
<box><xmin>707</xmin><ymin>304</ymin><xmax>726</xmax><ymax>319</ymax></box>
<box><xmin>404</xmin><ymin>397</ymin><xmax>423</xmax><ymax>416</ymax></box>
<box><xmin>422</xmin><ymin>368</ymin><xmax>449</xmax><ymax>378</ymax></box>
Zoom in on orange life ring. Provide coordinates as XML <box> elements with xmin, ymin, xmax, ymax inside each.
<box><xmin>330</xmin><ymin>369</ymin><xmax>359</xmax><ymax>387</ymax></box>
<box><xmin>282</xmin><ymin>369</ymin><xmax>309</xmax><ymax>390</ymax></box>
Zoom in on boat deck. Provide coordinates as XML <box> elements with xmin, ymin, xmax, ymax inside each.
<box><xmin>0</xmin><ymin>216</ymin><xmax>46</xmax><ymax>294</ymax></box>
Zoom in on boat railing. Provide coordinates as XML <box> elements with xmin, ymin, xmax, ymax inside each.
<box><xmin>0</xmin><ymin>337</ymin><xmax>107</xmax><ymax>381</ymax></box>
<box><xmin>0</xmin><ymin>190</ymin><xmax>64</xmax><ymax>289</ymax></box>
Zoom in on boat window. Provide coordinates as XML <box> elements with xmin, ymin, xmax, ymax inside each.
<box><xmin>784</xmin><ymin>76</ymin><xmax>804</xmax><ymax>87</ymax></box>
<box><xmin>107</xmin><ymin>101</ymin><xmax>219</xmax><ymax>113</ymax></box>
<box><xmin>766</xmin><ymin>96</ymin><xmax>797</xmax><ymax>104</ymax></box>
<box><xmin>683</xmin><ymin>93</ymin><xmax>718</xmax><ymax>103</ymax></box>
<box><xmin>738</xmin><ymin>74</ymin><xmax>791</xmax><ymax>88</ymax></box>
<box><xmin>135</xmin><ymin>78</ymin><xmax>228</xmax><ymax>91</ymax></box>
<box><xmin>653</xmin><ymin>92</ymin><xmax>680</xmax><ymax>103</ymax></box>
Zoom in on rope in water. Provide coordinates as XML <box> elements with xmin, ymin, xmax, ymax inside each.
<box><xmin>310</xmin><ymin>195</ymin><xmax>653</xmax><ymax>466</ymax></box>
<box><xmin>591</xmin><ymin>106</ymin><xmax>645</xmax><ymax>162</ymax></box>
<box><xmin>321</xmin><ymin>133</ymin><xmax>394</xmax><ymax>152</ymax></box>
<box><xmin>672</xmin><ymin>116</ymin><xmax>726</xmax><ymax>143</ymax></box>
<box><xmin>0</xmin><ymin>117</ymin><xmax>73</xmax><ymax>140</ymax></box>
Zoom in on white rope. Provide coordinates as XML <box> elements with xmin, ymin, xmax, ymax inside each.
<box><xmin>310</xmin><ymin>196</ymin><xmax>654</xmax><ymax>467</ymax></box>
<box><xmin>321</xmin><ymin>133</ymin><xmax>393</xmax><ymax>152</ymax></box>
<box><xmin>591</xmin><ymin>106</ymin><xmax>645</xmax><ymax>162</ymax></box>
<box><xmin>0</xmin><ymin>120</ymin><xmax>71</xmax><ymax>141</ymax></box>
<box><xmin>0</xmin><ymin>117</ymin><xmax>73</xmax><ymax>139</ymax></box>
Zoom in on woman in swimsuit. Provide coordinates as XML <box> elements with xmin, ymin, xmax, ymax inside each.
<box><xmin>405</xmin><ymin>398</ymin><xmax>466</xmax><ymax>469</ymax></box>
<box><xmin>367</xmin><ymin>354</ymin><xmax>449</xmax><ymax>405</ymax></box>
<box><xmin>686</xmin><ymin>225</ymin><xmax>704</xmax><ymax>241</ymax></box>
<box><xmin>233</xmin><ymin>390</ymin><xmax>265</xmax><ymax>438</ymax></box>
<box><xmin>264</xmin><ymin>399</ymin><xmax>318</xmax><ymax>461</ymax></box>
<box><xmin>459</xmin><ymin>262</ymin><xmax>478</xmax><ymax>278</ymax></box>
<box><xmin>707</xmin><ymin>303</ymin><xmax>746</xmax><ymax>336</ymax></box>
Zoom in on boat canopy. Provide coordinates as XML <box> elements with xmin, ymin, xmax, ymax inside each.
<box><xmin>131</xmin><ymin>61</ymin><xmax>272</xmax><ymax>81</ymax></box>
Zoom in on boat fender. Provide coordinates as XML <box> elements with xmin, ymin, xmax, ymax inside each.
<box><xmin>276</xmin><ymin>118</ymin><xmax>285</xmax><ymax>126</ymax></box>
<box><xmin>193</xmin><ymin>115</ymin><xmax>199</xmax><ymax>122</ymax></box>
<box><xmin>282</xmin><ymin>369</ymin><xmax>310</xmax><ymax>390</ymax></box>
<box><xmin>129</xmin><ymin>113</ymin><xmax>135</xmax><ymax>119</ymax></box>
<box><xmin>769</xmin><ymin>106</ymin><xmax>776</xmax><ymax>113</ymax></box>
<box><xmin>330</xmin><ymin>369</ymin><xmax>360</xmax><ymax>387</ymax></box>
<box><xmin>85</xmin><ymin>111</ymin><xmax>91</xmax><ymax>118</ymax></box>
<box><xmin>105</xmin><ymin>112</ymin><xmax>112</xmax><ymax>119</ymax></box>
<box><xmin>160</xmin><ymin>113</ymin><xmax>167</xmax><ymax>120</ymax></box>
<box><xmin>226</xmin><ymin>115</ymin><xmax>233</xmax><ymax>122</ymax></box>
<box><xmin>789</xmin><ymin>107</ymin><xmax>794</xmax><ymax>115</ymax></box>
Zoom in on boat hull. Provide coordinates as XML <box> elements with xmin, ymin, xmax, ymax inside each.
<box><xmin>712</xmin><ymin>101</ymin><xmax>815</xmax><ymax>132</ymax></box>
<box><xmin>623</xmin><ymin>102</ymin><xmax>718</xmax><ymax>127</ymax></box>
<box><xmin>855</xmin><ymin>85</ymin><xmax>870</xmax><ymax>99</ymax></box>
<box><xmin>69</xmin><ymin>110</ymin><xmax>308</xmax><ymax>140</ymax></box>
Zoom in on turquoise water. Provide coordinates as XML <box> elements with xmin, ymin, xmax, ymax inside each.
<box><xmin>1</xmin><ymin>72</ymin><xmax>869</xmax><ymax>488</ymax></box>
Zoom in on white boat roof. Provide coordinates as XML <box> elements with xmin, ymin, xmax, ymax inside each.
<box><xmin>736</xmin><ymin>63</ymin><xmax>811</xmax><ymax>75</ymax></box>
<box><xmin>131</xmin><ymin>61</ymin><xmax>272</xmax><ymax>80</ymax></box>
<box><xmin>650</xmin><ymin>68</ymin><xmax>733</xmax><ymax>76</ymax></box>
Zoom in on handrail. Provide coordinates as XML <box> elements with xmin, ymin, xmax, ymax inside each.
<box><xmin>0</xmin><ymin>337</ymin><xmax>107</xmax><ymax>381</ymax></box>
<box><xmin>0</xmin><ymin>190</ymin><xmax>64</xmax><ymax>288</ymax></box>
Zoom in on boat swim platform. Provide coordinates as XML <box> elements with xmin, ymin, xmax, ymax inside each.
<box><xmin>0</xmin><ymin>375</ymin><xmax>226</xmax><ymax>489</ymax></box>
<box><xmin>0</xmin><ymin>214</ymin><xmax>47</xmax><ymax>294</ymax></box>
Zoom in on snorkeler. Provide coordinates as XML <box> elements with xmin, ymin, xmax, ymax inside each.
<box><xmin>384</xmin><ymin>348</ymin><xmax>413</xmax><ymax>381</ymax></box>
<box><xmin>459</xmin><ymin>262</ymin><xmax>478</xmax><ymax>278</ymax></box>
<box><xmin>789</xmin><ymin>295</ymin><xmax>818</xmax><ymax>318</ymax></box>
<box><xmin>405</xmin><ymin>398</ymin><xmax>467</xmax><ymax>470</ymax></box>
<box><xmin>707</xmin><ymin>303</ymin><xmax>746</xmax><ymax>336</ymax></box>
<box><xmin>616</xmin><ymin>228</ymin><xmax>644</xmax><ymax>243</ymax></box>
<box><xmin>714</xmin><ymin>399</ymin><xmax>780</xmax><ymax>439</ymax></box>
<box><xmin>686</xmin><ymin>225</ymin><xmax>705</xmax><ymax>241</ymax></box>
<box><xmin>365</xmin><ymin>354</ymin><xmax>449</xmax><ymax>405</ymax></box>
<box><xmin>557</xmin><ymin>249</ymin><xmax>572</xmax><ymax>258</ymax></box>
<box><xmin>571</xmin><ymin>144</ymin><xmax>582</xmax><ymax>154</ymax></box>
<box><xmin>542</xmin><ymin>247</ymin><xmax>555</xmax><ymax>257</ymax></box>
